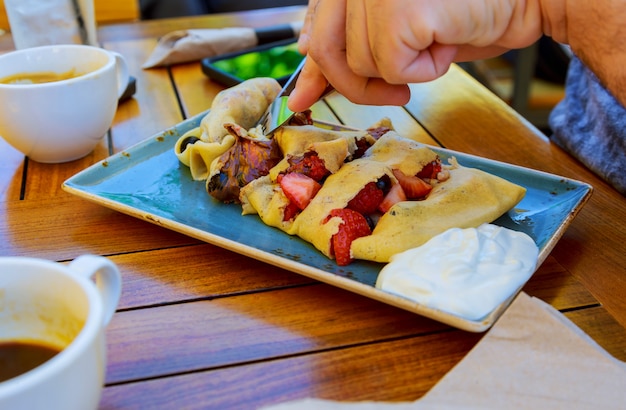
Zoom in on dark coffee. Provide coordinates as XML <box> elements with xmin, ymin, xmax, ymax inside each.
<box><xmin>0</xmin><ymin>341</ymin><xmax>61</xmax><ymax>382</ymax></box>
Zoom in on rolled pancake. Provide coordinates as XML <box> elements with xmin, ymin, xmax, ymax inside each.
<box><xmin>363</xmin><ymin>132</ymin><xmax>439</xmax><ymax>173</ymax></box>
<box><xmin>293</xmin><ymin>133</ymin><xmax>440</xmax><ymax>258</ymax></box>
<box><xmin>241</xmin><ymin>125</ymin><xmax>526</xmax><ymax>265</ymax></box>
<box><xmin>240</xmin><ymin>174</ymin><xmax>297</xmax><ymax>234</ymax></box>
<box><xmin>239</xmin><ymin>125</ymin><xmax>377</xmax><ymax>233</ymax></box>
<box><xmin>294</xmin><ymin>132</ymin><xmax>525</xmax><ymax>263</ymax></box>
<box><xmin>175</xmin><ymin>133</ymin><xmax>236</xmax><ymax>181</ymax></box>
<box><xmin>203</xmin><ymin>77</ymin><xmax>281</xmax><ymax>142</ymax></box>
<box><xmin>269</xmin><ymin>125</ymin><xmax>376</xmax><ymax>177</ymax></box>
<box><xmin>351</xmin><ymin>166</ymin><xmax>527</xmax><ymax>262</ymax></box>
<box><xmin>175</xmin><ymin>77</ymin><xmax>281</xmax><ymax>180</ymax></box>
<box><xmin>293</xmin><ymin>159</ymin><xmax>393</xmax><ymax>257</ymax></box>
<box><xmin>273</xmin><ymin>125</ymin><xmax>374</xmax><ymax>156</ymax></box>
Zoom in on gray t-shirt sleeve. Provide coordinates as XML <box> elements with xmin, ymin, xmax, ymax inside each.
<box><xmin>549</xmin><ymin>56</ymin><xmax>626</xmax><ymax>196</ymax></box>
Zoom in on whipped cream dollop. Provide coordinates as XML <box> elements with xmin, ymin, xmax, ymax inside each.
<box><xmin>375</xmin><ymin>224</ymin><xmax>539</xmax><ymax>321</ymax></box>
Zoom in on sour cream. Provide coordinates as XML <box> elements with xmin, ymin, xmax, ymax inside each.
<box><xmin>375</xmin><ymin>224</ymin><xmax>539</xmax><ymax>321</ymax></box>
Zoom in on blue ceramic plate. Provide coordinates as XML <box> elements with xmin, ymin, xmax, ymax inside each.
<box><xmin>63</xmin><ymin>111</ymin><xmax>592</xmax><ymax>332</ymax></box>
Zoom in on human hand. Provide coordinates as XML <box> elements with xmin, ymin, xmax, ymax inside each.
<box><xmin>289</xmin><ymin>0</ymin><xmax>412</xmax><ymax>112</ymax></box>
<box><xmin>289</xmin><ymin>0</ymin><xmax>544</xmax><ymax>112</ymax></box>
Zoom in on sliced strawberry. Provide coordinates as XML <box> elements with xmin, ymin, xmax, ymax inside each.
<box><xmin>285</xmin><ymin>152</ymin><xmax>330</xmax><ymax>181</ymax></box>
<box><xmin>327</xmin><ymin>208</ymin><xmax>371</xmax><ymax>266</ymax></box>
<box><xmin>378</xmin><ymin>182</ymin><xmax>407</xmax><ymax>213</ymax></box>
<box><xmin>392</xmin><ymin>169</ymin><xmax>432</xmax><ymax>199</ymax></box>
<box><xmin>347</xmin><ymin>182</ymin><xmax>384</xmax><ymax>215</ymax></box>
<box><xmin>282</xmin><ymin>201</ymin><xmax>301</xmax><ymax>222</ymax></box>
<box><xmin>416</xmin><ymin>159</ymin><xmax>442</xmax><ymax>180</ymax></box>
<box><xmin>279</xmin><ymin>172</ymin><xmax>321</xmax><ymax>210</ymax></box>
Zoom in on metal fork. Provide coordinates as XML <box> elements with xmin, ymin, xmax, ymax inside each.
<box><xmin>256</xmin><ymin>57</ymin><xmax>333</xmax><ymax>135</ymax></box>
<box><xmin>255</xmin><ymin>57</ymin><xmax>306</xmax><ymax>135</ymax></box>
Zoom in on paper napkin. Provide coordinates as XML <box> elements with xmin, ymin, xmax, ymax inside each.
<box><xmin>263</xmin><ymin>292</ymin><xmax>626</xmax><ymax>409</ymax></box>
<box><xmin>142</xmin><ymin>21</ymin><xmax>302</xmax><ymax>69</ymax></box>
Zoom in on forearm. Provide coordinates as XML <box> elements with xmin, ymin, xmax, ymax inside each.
<box><xmin>542</xmin><ymin>0</ymin><xmax>626</xmax><ymax>106</ymax></box>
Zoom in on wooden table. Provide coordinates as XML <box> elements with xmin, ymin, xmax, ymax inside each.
<box><xmin>2</xmin><ymin>6</ymin><xmax>626</xmax><ymax>409</ymax></box>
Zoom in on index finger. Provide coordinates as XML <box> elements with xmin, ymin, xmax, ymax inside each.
<box><xmin>287</xmin><ymin>58</ymin><xmax>330</xmax><ymax>112</ymax></box>
<box><xmin>306</xmin><ymin>0</ymin><xmax>410</xmax><ymax>106</ymax></box>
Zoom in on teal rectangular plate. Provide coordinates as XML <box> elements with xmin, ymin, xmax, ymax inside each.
<box><xmin>63</xmin><ymin>111</ymin><xmax>592</xmax><ymax>332</ymax></box>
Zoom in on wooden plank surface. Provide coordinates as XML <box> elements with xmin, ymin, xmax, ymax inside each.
<box><xmin>103</xmin><ymin>258</ymin><xmax>609</xmax><ymax>384</ymax></box>
<box><xmin>97</xmin><ymin>6</ymin><xmax>307</xmax><ymax>42</ymax></box>
<box><xmin>104</xmin><ymin>38</ymin><xmax>183</xmax><ymax>145</ymax></box>
<box><xmin>101</xmin><ymin>331</ymin><xmax>482</xmax><ymax>409</ymax></box>
<box><xmin>101</xmin><ymin>304</ymin><xmax>626</xmax><ymax>409</ymax></box>
<box><xmin>106</xmin><ymin>284</ymin><xmax>452</xmax><ymax>383</ymax></box>
<box><xmin>111</xmin><ymin>243</ymin><xmax>315</xmax><ymax>310</ymax></box>
<box><xmin>0</xmin><ymin>195</ymin><xmax>199</xmax><ymax>260</ymax></box>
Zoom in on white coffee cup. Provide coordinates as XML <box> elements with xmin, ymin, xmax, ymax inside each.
<box><xmin>0</xmin><ymin>255</ymin><xmax>122</xmax><ymax>410</ymax></box>
<box><xmin>0</xmin><ymin>44</ymin><xmax>130</xmax><ymax>163</ymax></box>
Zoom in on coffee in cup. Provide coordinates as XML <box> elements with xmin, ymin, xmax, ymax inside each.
<box><xmin>0</xmin><ymin>340</ymin><xmax>62</xmax><ymax>383</ymax></box>
<box><xmin>0</xmin><ymin>255</ymin><xmax>122</xmax><ymax>410</ymax></box>
<box><xmin>0</xmin><ymin>44</ymin><xmax>130</xmax><ymax>163</ymax></box>
<box><xmin>0</xmin><ymin>69</ymin><xmax>84</xmax><ymax>85</ymax></box>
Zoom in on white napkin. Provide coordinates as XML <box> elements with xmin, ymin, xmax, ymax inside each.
<box><xmin>4</xmin><ymin>0</ymin><xmax>97</xmax><ymax>49</ymax></box>
<box><xmin>142</xmin><ymin>22</ymin><xmax>302</xmax><ymax>69</ymax></box>
<box><xmin>263</xmin><ymin>292</ymin><xmax>626</xmax><ymax>409</ymax></box>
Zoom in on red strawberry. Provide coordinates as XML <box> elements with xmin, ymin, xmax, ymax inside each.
<box><xmin>327</xmin><ymin>208</ymin><xmax>371</xmax><ymax>266</ymax></box>
<box><xmin>282</xmin><ymin>201</ymin><xmax>301</xmax><ymax>222</ymax></box>
<box><xmin>279</xmin><ymin>172</ymin><xmax>321</xmax><ymax>210</ymax></box>
<box><xmin>285</xmin><ymin>152</ymin><xmax>330</xmax><ymax>181</ymax></box>
<box><xmin>378</xmin><ymin>182</ymin><xmax>407</xmax><ymax>213</ymax></box>
<box><xmin>347</xmin><ymin>182</ymin><xmax>384</xmax><ymax>215</ymax></box>
<box><xmin>416</xmin><ymin>159</ymin><xmax>442</xmax><ymax>180</ymax></box>
<box><xmin>392</xmin><ymin>169</ymin><xmax>432</xmax><ymax>199</ymax></box>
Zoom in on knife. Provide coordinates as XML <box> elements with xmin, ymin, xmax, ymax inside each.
<box><xmin>257</xmin><ymin>57</ymin><xmax>334</xmax><ymax>135</ymax></box>
<box><xmin>255</xmin><ymin>21</ymin><xmax>303</xmax><ymax>45</ymax></box>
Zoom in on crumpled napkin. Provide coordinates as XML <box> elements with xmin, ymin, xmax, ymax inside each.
<box><xmin>5</xmin><ymin>0</ymin><xmax>98</xmax><ymax>49</ymax></box>
<box><xmin>142</xmin><ymin>21</ymin><xmax>302</xmax><ymax>69</ymax></box>
<box><xmin>263</xmin><ymin>292</ymin><xmax>626</xmax><ymax>409</ymax></box>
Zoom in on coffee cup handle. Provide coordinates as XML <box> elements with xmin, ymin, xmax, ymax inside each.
<box><xmin>68</xmin><ymin>254</ymin><xmax>122</xmax><ymax>326</ymax></box>
<box><xmin>110</xmin><ymin>51</ymin><xmax>131</xmax><ymax>99</ymax></box>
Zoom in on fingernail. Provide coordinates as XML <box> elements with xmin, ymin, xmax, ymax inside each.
<box><xmin>287</xmin><ymin>88</ymin><xmax>299</xmax><ymax>111</ymax></box>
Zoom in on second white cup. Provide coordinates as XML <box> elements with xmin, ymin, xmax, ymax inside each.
<box><xmin>0</xmin><ymin>254</ymin><xmax>122</xmax><ymax>410</ymax></box>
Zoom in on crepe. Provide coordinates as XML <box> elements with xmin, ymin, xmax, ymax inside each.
<box><xmin>174</xmin><ymin>78</ymin><xmax>526</xmax><ymax>265</ymax></box>
<box><xmin>239</xmin><ymin>124</ymin><xmax>379</xmax><ymax>233</ymax></box>
<box><xmin>241</xmin><ymin>130</ymin><xmax>526</xmax><ymax>264</ymax></box>
<box><xmin>174</xmin><ymin>77</ymin><xmax>281</xmax><ymax>180</ymax></box>
<box><xmin>293</xmin><ymin>159</ymin><xmax>393</xmax><ymax>256</ymax></box>
<box><xmin>269</xmin><ymin>124</ymin><xmax>379</xmax><ymax>178</ymax></box>
<box><xmin>351</xmin><ymin>165</ymin><xmax>527</xmax><ymax>262</ymax></box>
